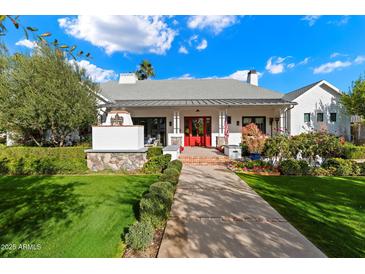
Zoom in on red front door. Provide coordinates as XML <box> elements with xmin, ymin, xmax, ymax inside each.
<box><xmin>184</xmin><ymin>117</ymin><xmax>211</xmax><ymax>147</ymax></box>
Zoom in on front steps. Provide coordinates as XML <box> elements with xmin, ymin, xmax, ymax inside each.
<box><xmin>179</xmin><ymin>155</ymin><xmax>230</xmax><ymax>166</ymax></box>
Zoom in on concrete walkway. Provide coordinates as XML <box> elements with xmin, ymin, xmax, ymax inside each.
<box><xmin>158</xmin><ymin>166</ymin><xmax>326</xmax><ymax>258</ymax></box>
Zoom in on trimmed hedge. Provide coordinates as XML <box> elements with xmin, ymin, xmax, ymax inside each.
<box><xmin>167</xmin><ymin>160</ymin><xmax>183</xmax><ymax>172</ymax></box>
<box><xmin>142</xmin><ymin>154</ymin><xmax>171</xmax><ymax>174</ymax></box>
<box><xmin>125</xmin><ymin>221</ymin><xmax>154</xmax><ymax>251</ymax></box>
<box><xmin>146</xmin><ymin>147</ymin><xmax>163</xmax><ymax>159</ymax></box>
<box><xmin>159</xmin><ymin>168</ymin><xmax>180</xmax><ymax>185</ymax></box>
<box><xmin>0</xmin><ymin>146</ymin><xmax>87</xmax><ymax>175</ymax></box>
<box><xmin>342</xmin><ymin>143</ymin><xmax>365</xmax><ymax>159</ymax></box>
<box><xmin>140</xmin><ymin>193</ymin><xmax>171</xmax><ymax>228</ymax></box>
<box><xmin>148</xmin><ymin>181</ymin><xmax>174</xmax><ymax>206</ymax></box>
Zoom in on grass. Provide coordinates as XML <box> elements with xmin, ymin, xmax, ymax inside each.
<box><xmin>237</xmin><ymin>174</ymin><xmax>365</xmax><ymax>258</ymax></box>
<box><xmin>0</xmin><ymin>174</ymin><xmax>158</xmax><ymax>258</ymax></box>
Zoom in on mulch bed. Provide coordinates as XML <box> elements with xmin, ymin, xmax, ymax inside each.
<box><xmin>123</xmin><ymin>229</ymin><xmax>164</xmax><ymax>258</ymax></box>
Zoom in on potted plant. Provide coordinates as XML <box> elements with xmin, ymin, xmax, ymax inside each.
<box><xmin>242</xmin><ymin>123</ymin><xmax>267</xmax><ymax>160</ymax></box>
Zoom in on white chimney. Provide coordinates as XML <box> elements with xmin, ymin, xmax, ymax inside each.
<box><xmin>247</xmin><ymin>70</ymin><xmax>258</xmax><ymax>86</ymax></box>
<box><xmin>119</xmin><ymin>73</ymin><xmax>138</xmax><ymax>84</ymax></box>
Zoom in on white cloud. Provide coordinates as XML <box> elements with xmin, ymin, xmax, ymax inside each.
<box><xmin>298</xmin><ymin>57</ymin><xmax>310</xmax><ymax>65</ymax></box>
<box><xmin>330</xmin><ymin>52</ymin><xmax>348</xmax><ymax>59</ymax></box>
<box><xmin>69</xmin><ymin>60</ymin><xmax>117</xmax><ymax>82</ymax></box>
<box><xmin>59</xmin><ymin>16</ymin><xmax>176</xmax><ymax>55</ymax></box>
<box><xmin>187</xmin><ymin>16</ymin><xmax>238</xmax><ymax>34</ymax></box>
<box><xmin>314</xmin><ymin>55</ymin><xmax>365</xmax><ymax>74</ymax></box>
<box><xmin>354</xmin><ymin>56</ymin><xmax>365</xmax><ymax>64</ymax></box>
<box><xmin>188</xmin><ymin>35</ymin><xmax>198</xmax><ymax>46</ymax></box>
<box><xmin>172</xmin><ymin>70</ymin><xmax>263</xmax><ymax>82</ymax></box>
<box><xmin>173</xmin><ymin>73</ymin><xmax>195</xmax><ymax>80</ymax></box>
<box><xmin>327</xmin><ymin>16</ymin><xmax>350</xmax><ymax>26</ymax></box>
<box><xmin>301</xmin><ymin>16</ymin><xmax>321</xmax><ymax>26</ymax></box>
<box><xmin>287</xmin><ymin>63</ymin><xmax>295</xmax><ymax>69</ymax></box>
<box><xmin>313</xmin><ymin>60</ymin><xmax>352</xmax><ymax>74</ymax></box>
<box><xmin>196</xmin><ymin>39</ymin><xmax>208</xmax><ymax>51</ymax></box>
<box><xmin>15</xmin><ymin>39</ymin><xmax>37</xmax><ymax>49</ymax></box>
<box><xmin>225</xmin><ymin>70</ymin><xmax>263</xmax><ymax>81</ymax></box>
<box><xmin>265</xmin><ymin>56</ymin><xmax>290</xmax><ymax>74</ymax></box>
<box><xmin>178</xmin><ymin>46</ymin><xmax>188</xmax><ymax>54</ymax></box>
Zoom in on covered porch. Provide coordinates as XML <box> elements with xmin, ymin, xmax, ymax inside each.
<box><xmin>112</xmin><ymin>103</ymin><xmax>292</xmax><ymax>147</ymax></box>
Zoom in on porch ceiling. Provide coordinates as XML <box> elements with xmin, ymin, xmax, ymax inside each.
<box><xmin>102</xmin><ymin>98</ymin><xmax>296</xmax><ymax>108</ymax></box>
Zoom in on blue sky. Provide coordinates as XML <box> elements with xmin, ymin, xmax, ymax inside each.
<box><xmin>3</xmin><ymin>15</ymin><xmax>365</xmax><ymax>93</ymax></box>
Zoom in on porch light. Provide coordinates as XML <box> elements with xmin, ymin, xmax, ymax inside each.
<box><xmin>236</xmin><ymin>121</ymin><xmax>239</xmax><ymax>126</ymax></box>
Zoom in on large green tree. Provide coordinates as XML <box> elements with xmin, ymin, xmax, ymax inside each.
<box><xmin>0</xmin><ymin>43</ymin><xmax>98</xmax><ymax>146</ymax></box>
<box><xmin>341</xmin><ymin>75</ymin><xmax>365</xmax><ymax>117</ymax></box>
<box><xmin>135</xmin><ymin>59</ymin><xmax>155</xmax><ymax>80</ymax></box>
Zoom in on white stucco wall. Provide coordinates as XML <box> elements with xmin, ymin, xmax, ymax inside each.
<box><xmin>128</xmin><ymin>106</ymin><xmax>283</xmax><ymax>146</ymax></box>
<box><xmin>288</xmin><ymin>84</ymin><xmax>351</xmax><ymax>139</ymax></box>
<box><xmin>92</xmin><ymin>126</ymin><xmax>144</xmax><ymax>150</ymax></box>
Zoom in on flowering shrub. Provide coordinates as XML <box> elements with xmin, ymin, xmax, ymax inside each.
<box><xmin>242</xmin><ymin>123</ymin><xmax>267</xmax><ymax>154</ymax></box>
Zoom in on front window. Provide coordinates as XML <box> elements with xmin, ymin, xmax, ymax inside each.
<box><xmin>330</xmin><ymin>113</ymin><xmax>337</xmax><ymax>122</ymax></box>
<box><xmin>317</xmin><ymin>113</ymin><xmax>324</xmax><ymax>122</ymax></box>
<box><xmin>132</xmin><ymin>117</ymin><xmax>166</xmax><ymax>146</ymax></box>
<box><xmin>242</xmin><ymin>116</ymin><xmax>266</xmax><ymax>134</ymax></box>
<box><xmin>304</xmin><ymin>113</ymin><xmax>311</xmax><ymax>123</ymax></box>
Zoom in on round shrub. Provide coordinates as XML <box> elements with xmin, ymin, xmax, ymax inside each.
<box><xmin>148</xmin><ymin>181</ymin><xmax>174</xmax><ymax>206</ymax></box>
<box><xmin>159</xmin><ymin>168</ymin><xmax>180</xmax><ymax>185</ymax></box>
<box><xmin>167</xmin><ymin>160</ymin><xmax>183</xmax><ymax>172</ymax></box>
<box><xmin>279</xmin><ymin>159</ymin><xmax>301</xmax><ymax>175</ymax></box>
<box><xmin>143</xmin><ymin>154</ymin><xmax>172</xmax><ymax>174</ymax></box>
<box><xmin>322</xmin><ymin>158</ymin><xmax>354</xmax><ymax>176</ymax></box>
<box><xmin>125</xmin><ymin>221</ymin><xmax>154</xmax><ymax>251</ymax></box>
<box><xmin>147</xmin><ymin>147</ymin><xmax>163</xmax><ymax>159</ymax></box>
<box><xmin>140</xmin><ymin>194</ymin><xmax>170</xmax><ymax>228</ymax></box>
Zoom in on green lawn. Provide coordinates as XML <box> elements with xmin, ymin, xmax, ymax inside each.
<box><xmin>0</xmin><ymin>174</ymin><xmax>158</xmax><ymax>258</ymax></box>
<box><xmin>237</xmin><ymin>174</ymin><xmax>365</xmax><ymax>258</ymax></box>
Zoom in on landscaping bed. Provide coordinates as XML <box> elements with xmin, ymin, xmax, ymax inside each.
<box><xmin>122</xmin><ymin>152</ymin><xmax>183</xmax><ymax>257</ymax></box>
<box><xmin>228</xmin><ymin>160</ymin><xmax>280</xmax><ymax>175</ymax></box>
<box><xmin>237</xmin><ymin>174</ymin><xmax>365</xmax><ymax>258</ymax></box>
<box><xmin>0</xmin><ymin>174</ymin><xmax>158</xmax><ymax>258</ymax></box>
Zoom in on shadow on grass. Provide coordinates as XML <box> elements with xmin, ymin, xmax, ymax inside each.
<box><xmin>240</xmin><ymin>174</ymin><xmax>365</xmax><ymax>257</ymax></box>
<box><xmin>0</xmin><ymin>176</ymin><xmax>86</xmax><ymax>257</ymax></box>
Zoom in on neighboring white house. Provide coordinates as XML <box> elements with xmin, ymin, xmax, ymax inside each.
<box><xmin>96</xmin><ymin>70</ymin><xmax>351</xmax><ymax>148</ymax></box>
<box><xmin>283</xmin><ymin>80</ymin><xmax>350</xmax><ymax>138</ymax></box>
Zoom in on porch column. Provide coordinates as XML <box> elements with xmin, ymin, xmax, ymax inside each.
<box><xmin>218</xmin><ymin>111</ymin><xmax>225</xmax><ymax>136</ymax></box>
<box><xmin>173</xmin><ymin>111</ymin><xmax>180</xmax><ymax>134</ymax></box>
<box><xmin>279</xmin><ymin>109</ymin><xmax>285</xmax><ymax>134</ymax></box>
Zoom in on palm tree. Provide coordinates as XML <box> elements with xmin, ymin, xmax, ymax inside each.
<box><xmin>135</xmin><ymin>59</ymin><xmax>155</xmax><ymax>80</ymax></box>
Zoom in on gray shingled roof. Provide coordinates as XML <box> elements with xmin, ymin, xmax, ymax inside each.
<box><xmin>101</xmin><ymin>98</ymin><xmax>294</xmax><ymax>108</ymax></box>
<box><xmin>283</xmin><ymin>80</ymin><xmax>323</xmax><ymax>101</ymax></box>
<box><xmin>100</xmin><ymin>79</ymin><xmax>285</xmax><ymax>102</ymax></box>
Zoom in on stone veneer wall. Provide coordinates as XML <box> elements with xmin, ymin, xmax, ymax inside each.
<box><xmin>87</xmin><ymin>152</ymin><xmax>147</xmax><ymax>172</ymax></box>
